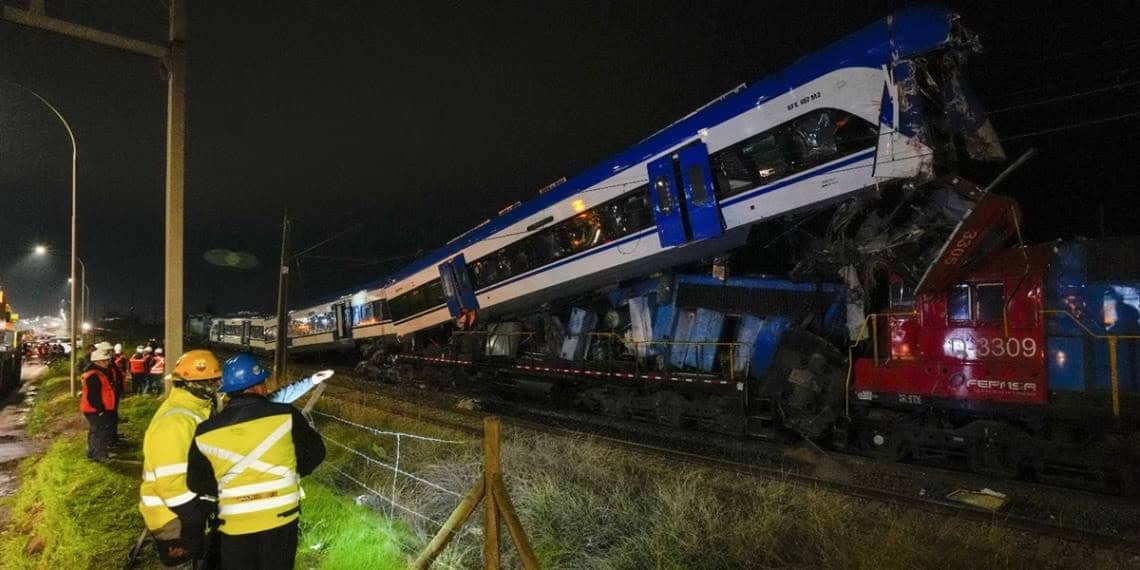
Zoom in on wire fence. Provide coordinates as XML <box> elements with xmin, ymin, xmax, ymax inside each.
<box><xmin>307</xmin><ymin>408</ymin><xmax>481</xmax><ymax>544</ymax></box>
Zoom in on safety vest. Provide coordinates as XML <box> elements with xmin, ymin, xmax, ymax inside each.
<box><xmin>129</xmin><ymin>354</ymin><xmax>148</xmax><ymax>374</ymax></box>
<box><xmin>138</xmin><ymin>389</ymin><xmax>212</xmax><ymax>530</ymax></box>
<box><xmin>194</xmin><ymin>412</ymin><xmax>302</xmax><ymax>535</ymax></box>
<box><xmin>79</xmin><ymin>367</ymin><xmax>116</xmax><ymax>414</ymax></box>
<box><xmin>150</xmin><ymin>355</ymin><xmax>166</xmax><ymax>375</ymax></box>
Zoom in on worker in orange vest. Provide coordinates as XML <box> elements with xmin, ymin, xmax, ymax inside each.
<box><xmin>149</xmin><ymin>348</ymin><xmax>167</xmax><ymax>395</ymax></box>
<box><xmin>81</xmin><ymin>345</ymin><xmax>118</xmax><ymax>462</ymax></box>
<box><xmin>129</xmin><ymin>346</ymin><xmax>151</xmax><ymax>395</ymax></box>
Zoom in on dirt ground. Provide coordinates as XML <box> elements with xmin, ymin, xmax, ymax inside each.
<box><xmin>0</xmin><ymin>364</ymin><xmax>46</xmax><ymax>527</ymax></box>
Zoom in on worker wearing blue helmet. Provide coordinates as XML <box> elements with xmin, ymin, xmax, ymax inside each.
<box><xmin>185</xmin><ymin>353</ymin><xmax>325</xmax><ymax>569</ymax></box>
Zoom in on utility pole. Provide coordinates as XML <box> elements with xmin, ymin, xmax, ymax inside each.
<box><xmin>273</xmin><ymin>213</ymin><xmax>291</xmax><ymax>381</ymax></box>
<box><xmin>1</xmin><ymin>1</ymin><xmax>187</xmax><ymax>392</ymax></box>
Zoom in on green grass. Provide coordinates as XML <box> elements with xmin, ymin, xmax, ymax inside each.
<box><xmin>296</xmin><ymin>483</ymin><xmax>413</xmax><ymax>569</ymax></box>
<box><xmin>1</xmin><ymin>370</ymin><xmax>419</xmax><ymax>569</ymax></box>
<box><xmin>0</xmin><ymin>375</ymin><xmax>160</xmax><ymax>569</ymax></box>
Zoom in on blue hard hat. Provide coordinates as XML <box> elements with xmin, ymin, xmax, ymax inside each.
<box><xmin>220</xmin><ymin>353</ymin><xmax>270</xmax><ymax>393</ymax></box>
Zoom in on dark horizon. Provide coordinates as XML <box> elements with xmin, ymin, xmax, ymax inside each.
<box><xmin>1</xmin><ymin>2</ymin><xmax>1138</xmax><ymax>319</ymax></box>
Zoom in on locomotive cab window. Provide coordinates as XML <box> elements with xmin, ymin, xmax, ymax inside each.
<box><xmin>975</xmin><ymin>283</ymin><xmax>1004</xmax><ymax>322</ymax></box>
<box><xmin>948</xmin><ymin>284</ymin><xmax>971</xmax><ymax>322</ymax></box>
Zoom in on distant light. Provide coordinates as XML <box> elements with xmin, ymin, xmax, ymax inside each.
<box><xmin>572</xmin><ymin>199</ymin><xmax>587</xmax><ymax>213</ymax></box>
<box><xmin>1056</xmin><ymin>350</ymin><xmax>1066</xmax><ymax>367</ymax></box>
<box><xmin>67</xmin><ymin>278</ymin><xmax>73</xmax><ymax>284</ymax></box>
<box><xmin>33</xmin><ymin>245</ymin><xmax>47</xmax><ymax>256</ymax></box>
<box><xmin>81</xmin><ymin>322</ymin><xmax>92</xmax><ymax>332</ymax></box>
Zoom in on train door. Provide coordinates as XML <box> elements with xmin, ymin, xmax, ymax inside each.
<box><xmin>332</xmin><ymin>302</ymin><xmax>352</xmax><ymax>340</ymax></box>
<box><xmin>438</xmin><ymin>254</ymin><xmax>480</xmax><ymax>318</ymax></box>
<box><xmin>240</xmin><ymin>321</ymin><xmax>250</xmax><ymax>346</ymax></box>
<box><xmin>647</xmin><ymin>141</ymin><xmax>725</xmax><ymax>247</ymax></box>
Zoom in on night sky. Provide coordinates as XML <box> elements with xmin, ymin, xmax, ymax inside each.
<box><xmin>1</xmin><ymin>1</ymin><xmax>1138</xmax><ymax>319</ymax></box>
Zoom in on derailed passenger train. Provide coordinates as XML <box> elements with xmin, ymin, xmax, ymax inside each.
<box><xmin>207</xmin><ymin>8</ymin><xmax>1139</xmax><ymax>489</ymax></box>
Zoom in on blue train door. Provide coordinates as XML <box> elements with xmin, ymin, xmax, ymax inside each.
<box><xmin>677</xmin><ymin>142</ymin><xmax>723</xmax><ymax>241</ymax></box>
<box><xmin>648</xmin><ymin>155</ymin><xmax>687</xmax><ymax>247</ymax></box>
<box><xmin>438</xmin><ymin>254</ymin><xmax>480</xmax><ymax>318</ymax></box>
<box><xmin>647</xmin><ymin>141</ymin><xmax>724</xmax><ymax>246</ymax></box>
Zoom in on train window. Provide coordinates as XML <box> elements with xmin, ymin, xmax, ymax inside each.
<box><xmin>372</xmin><ymin>300</ymin><xmax>390</xmax><ymax>321</ymax></box>
<box><xmin>948</xmin><ymin>284</ymin><xmax>971</xmax><ymax>322</ymax></box>
<box><xmin>688</xmin><ymin>165</ymin><xmax>709</xmax><ymax>206</ymax></box>
<box><xmin>389</xmin><ymin>279</ymin><xmax>446</xmax><ymax>321</ymax></box>
<box><xmin>468</xmin><ymin>186</ymin><xmax>652</xmax><ymax>291</ymax></box>
<box><xmin>654</xmin><ymin>175</ymin><xmax>674</xmax><ymax>214</ymax></box>
<box><xmin>710</xmin><ymin>109</ymin><xmax>876</xmax><ymax>199</ymax></box>
<box><xmin>976</xmin><ymin>283</ymin><xmax>1004</xmax><ymax>322</ymax></box>
<box><xmin>889</xmin><ymin>279</ymin><xmax>915</xmax><ymax>310</ymax></box>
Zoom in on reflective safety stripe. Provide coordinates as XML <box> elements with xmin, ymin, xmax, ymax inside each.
<box><xmin>196</xmin><ymin>443</ymin><xmax>294</xmax><ymax>479</ymax></box>
<box><xmin>153</xmin><ymin>463</ymin><xmax>188</xmax><ymax>478</ymax></box>
<box><xmin>140</xmin><ymin>495</ymin><xmax>164</xmax><ymax>507</ymax></box>
<box><xmin>164</xmin><ymin>490</ymin><xmax>198</xmax><ymax>507</ymax></box>
<box><xmin>219</xmin><ymin>475</ymin><xmax>297</xmax><ymax>499</ymax></box>
<box><xmin>217</xmin><ymin>491</ymin><xmax>300</xmax><ymax>516</ymax></box>
<box><xmin>218</xmin><ymin>417</ymin><xmax>293</xmax><ymax>488</ymax></box>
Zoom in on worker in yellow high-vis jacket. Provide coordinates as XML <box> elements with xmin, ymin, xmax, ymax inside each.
<box><xmin>139</xmin><ymin>349</ymin><xmax>223</xmax><ymax>569</ymax></box>
<box><xmin>186</xmin><ymin>353</ymin><xmax>325</xmax><ymax>570</ymax></box>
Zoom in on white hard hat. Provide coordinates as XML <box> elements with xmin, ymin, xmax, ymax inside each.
<box><xmin>136</xmin><ymin>345</ymin><xmax>145</xmax><ymax>352</ymax></box>
<box><xmin>114</xmin><ymin>343</ymin><xmax>123</xmax><ymax>353</ymax></box>
<box><xmin>155</xmin><ymin>348</ymin><xmax>164</xmax><ymax>355</ymax></box>
<box><xmin>95</xmin><ymin>341</ymin><xmax>112</xmax><ymax>351</ymax></box>
<box><xmin>143</xmin><ymin>346</ymin><xmax>153</xmax><ymax>353</ymax></box>
<box><xmin>91</xmin><ymin>347</ymin><xmax>113</xmax><ymax>361</ymax></box>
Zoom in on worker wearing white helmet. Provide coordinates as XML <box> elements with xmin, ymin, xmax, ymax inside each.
<box><xmin>146</xmin><ymin>347</ymin><xmax>166</xmax><ymax>395</ymax></box>
<box><xmin>130</xmin><ymin>346</ymin><xmax>154</xmax><ymax>395</ymax></box>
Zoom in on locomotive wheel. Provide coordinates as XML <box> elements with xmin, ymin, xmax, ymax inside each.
<box><xmin>858</xmin><ymin>424</ymin><xmax>907</xmax><ymax>461</ymax></box>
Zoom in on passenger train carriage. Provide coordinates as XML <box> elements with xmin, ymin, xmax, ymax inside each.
<box><xmin>207</xmin><ymin>9</ymin><xmax>1140</xmax><ymax>490</ymax></box>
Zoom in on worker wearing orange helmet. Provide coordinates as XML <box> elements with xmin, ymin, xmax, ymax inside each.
<box><xmin>139</xmin><ymin>349</ymin><xmax>222</xmax><ymax>569</ymax></box>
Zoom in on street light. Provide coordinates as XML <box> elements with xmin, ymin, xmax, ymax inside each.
<box><xmin>0</xmin><ymin>80</ymin><xmax>79</xmax><ymax>394</ymax></box>
<box><xmin>33</xmin><ymin>244</ymin><xmax>47</xmax><ymax>256</ymax></box>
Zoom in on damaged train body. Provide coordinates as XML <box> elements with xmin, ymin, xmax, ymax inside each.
<box><xmin>207</xmin><ymin>10</ymin><xmax>1140</xmax><ymax>489</ymax></box>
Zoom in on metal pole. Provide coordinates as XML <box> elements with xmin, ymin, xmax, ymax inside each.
<box><xmin>163</xmin><ymin>0</ymin><xmax>187</xmax><ymax>396</ymax></box>
<box><xmin>78</xmin><ymin>258</ymin><xmax>86</xmax><ymax>329</ymax></box>
<box><xmin>273</xmin><ymin>214</ymin><xmax>291</xmax><ymax>380</ymax></box>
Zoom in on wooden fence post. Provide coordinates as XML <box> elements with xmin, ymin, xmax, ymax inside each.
<box><xmin>483</xmin><ymin>416</ymin><xmax>501</xmax><ymax>569</ymax></box>
<box><xmin>412</xmin><ymin>416</ymin><xmax>540</xmax><ymax>569</ymax></box>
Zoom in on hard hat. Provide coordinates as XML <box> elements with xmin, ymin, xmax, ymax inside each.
<box><xmin>114</xmin><ymin>343</ymin><xmax>123</xmax><ymax>354</ymax></box>
<box><xmin>143</xmin><ymin>346</ymin><xmax>153</xmax><ymax>353</ymax></box>
<box><xmin>220</xmin><ymin>353</ymin><xmax>270</xmax><ymax>393</ymax></box>
<box><xmin>90</xmin><ymin>346</ymin><xmax>113</xmax><ymax>361</ymax></box>
<box><xmin>136</xmin><ymin>345</ymin><xmax>145</xmax><ymax>353</ymax></box>
<box><xmin>155</xmin><ymin>347</ymin><xmax>164</xmax><ymax>355</ymax></box>
<box><xmin>95</xmin><ymin>341</ymin><xmax>112</xmax><ymax>351</ymax></box>
<box><xmin>171</xmin><ymin>349</ymin><xmax>222</xmax><ymax>382</ymax></box>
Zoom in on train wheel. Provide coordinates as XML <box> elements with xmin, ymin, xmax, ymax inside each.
<box><xmin>857</xmin><ymin>423</ymin><xmax>907</xmax><ymax>461</ymax></box>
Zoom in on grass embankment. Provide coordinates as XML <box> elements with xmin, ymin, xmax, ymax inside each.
<box><xmin>0</xmin><ymin>370</ymin><xmax>407</xmax><ymax>569</ymax></box>
<box><xmin>310</xmin><ymin>392</ymin><xmax>1127</xmax><ymax>569</ymax></box>
<box><xmin>3</xmin><ymin>365</ymin><xmax>1125</xmax><ymax>568</ymax></box>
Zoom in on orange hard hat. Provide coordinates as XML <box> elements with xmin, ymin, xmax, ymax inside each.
<box><xmin>171</xmin><ymin>349</ymin><xmax>222</xmax><ymax>382</ymax></box>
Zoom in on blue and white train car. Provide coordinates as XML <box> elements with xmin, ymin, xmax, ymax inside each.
<box><xmin>379</xmin><ymin>7</ymin><xmax>1002</xmax><ymax>342</ymax></box>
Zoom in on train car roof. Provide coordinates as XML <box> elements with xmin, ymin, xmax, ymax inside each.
<box><xmin>381</xmin><ymin>7</ymin><xmax>960</xmax><ymax>286</ymax></box>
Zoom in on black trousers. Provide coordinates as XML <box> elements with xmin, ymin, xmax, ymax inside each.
<box><xmin>218</xmin><ymin>520</ymin><xmax>298</xmax><ymax>570</ymax></box>
<box><xmin>84</xmin><ymin>412</ymin><xmax>115</xmax><ymax>460</ymax></box>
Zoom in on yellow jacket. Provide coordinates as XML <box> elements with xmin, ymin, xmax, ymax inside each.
<box><xmin>186</xmin><ymin>394</ymin><xmax>325</xmax><ymax>535</ymax></box>
<box><xmin>138</xmin><ymin>387</ymin><xmax>212</xmax><ymax>530</ymax></box>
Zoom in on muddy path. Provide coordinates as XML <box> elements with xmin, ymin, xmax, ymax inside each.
<box><xmin>0</xmin><ymin>363</ymin><xmax>47</xmax><ymax>527</ymax></box>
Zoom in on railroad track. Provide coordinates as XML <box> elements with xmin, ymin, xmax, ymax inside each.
<box><xmin>307</xmin><ymin>369</ymin><xmax>1140</xmax><ymax>554</ymax></box>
